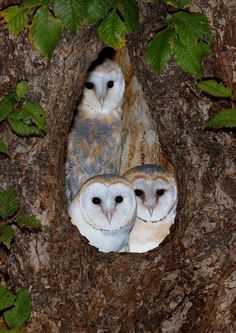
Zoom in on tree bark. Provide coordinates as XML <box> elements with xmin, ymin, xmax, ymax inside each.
<box><xmin>0</xmin><ymin>1</ymin><xmax>235</xmax><ymax>332</ymax></box>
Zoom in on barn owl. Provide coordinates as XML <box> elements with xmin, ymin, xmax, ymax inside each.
<box><xmin>65</xmin><ymin>59</ymin><xmax>125</xmax><ymax>203</ymax></box>
<box><xmin>68</xmin><ymin>174</ymin><xmax>136</xmax><ymax>253</ymax></box>
<box><xmin>123</xmin><ymin>164</ymin><xmax>177</xmax><ymax>253</ymax></box>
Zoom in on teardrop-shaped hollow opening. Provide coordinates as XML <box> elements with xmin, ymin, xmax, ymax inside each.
<box><xmin>65</xmin><ymin>46</ymin><xmax>177</xmax><ymax>254</ymax></box>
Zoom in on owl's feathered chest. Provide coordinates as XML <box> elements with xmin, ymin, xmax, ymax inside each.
<box><xmin>70</xmin><ymin>117</ymin><xmax>121</xmax><ymax>144</ymax></box>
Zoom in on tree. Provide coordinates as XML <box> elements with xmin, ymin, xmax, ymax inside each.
<box><xmin>0</xmin><ymin>1</ymin><xmax>235</xmax><ymax>332</ymax></box>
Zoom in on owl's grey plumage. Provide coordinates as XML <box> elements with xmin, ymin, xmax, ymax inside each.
<box><xmin>68</xmin><ymin>174</ymin><xmax>136</xmax><ymax>253</ymax></box>
<box><xmin>65</xmin><ymin>59</ymin><xmax>125</xmax><ymax>203</ymax></box>
<box><xmin>123</xmin><ymin>164</ymin><xmax>177</xmax><ymax>253</ymax></box>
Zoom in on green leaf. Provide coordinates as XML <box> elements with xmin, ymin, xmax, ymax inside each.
<box><xmin>0</xmin><ymin>188</ymin><xmax>20</xmax><ymax>220</ymax></box>
<box><xmin>0</xmin><ymin>139</ymin><xmax>10</xmax><ymax>156</ymax></box>
<box><xmin>16</xmin><ymin>214</ymin><xmax>42</xmax><ymax>228</ymax></box>
<box><xmin>0</xmin><ymin>225</ymin><xmax>15</xmax><ymax>249</ymax></box>
<box><xmin>98</xmin><ymin>10</ymin><xmax>127</xmax><ymax>49</ymax></box>
<box><xmin>198</xmin><ymin>39</ymin><xmax>211</xmax><ymax>57</ymax></box>
<box><xmin>86</xmin><ymin>0</ymin><xmax>109</xmax><ymax>23</ymax></box>
<box><xmin>111</xmin><ymin>0</ymin><xmax>139</xmax><ymax>33</ymax></box>
<box><xmin>145</xmin><ymin>28</ymin><xmax>176</xmax><ymax>74</ymax></box>
<box><xmin>197</xmin><ymin>80</ymin><xmax>232</xmax><ymax>98</ymax></box>
<box><xmin>174</xmin><ymin>38</ymin><xmax>203</xmax><ymax>78</ymax></box>
<box><xmin>163</xmin><ymin>0</ymin><xmax>192</xmax><ymax>8</ymax></box>
<box><xmin>30</xmin><ymin>6</ymin><xmax>61</xmax><ymax>57</ymax></box>
<box><xmin>205</xmin><ymin>108</ymin><xmax>236</xmax><ymax>129</ymax></box>
<box><xmin>15</xmin><ymin>81</ymin><xmax>28</xmax><ymax>102</ymax></box>
<box><xmin>4</xmin><ymin>288</ymin><xmax>31</xmax><ymax>328</ymax></box>
<box><xmin>7</xmin><ymin>103</ymin><xmax>46</xmax><ymax>137</ymax></box>
<box><xmin>167</xmin><ymin>11</ymin><xmax>211</xmax><ymax>46</ymax></box>
<box><xmin>0</xmin><ymin>93</ymin><xmax>16</xmax><ymax>122</ymax></box>
<box><xmin>22</xmin><ymin>0</ymin><xmax>51</xmax><ymax>8</ymax></box>
<box><xmin>53</xmin><ymin>0</ymin><xmax>86</xmax><ymax>33</ymax></box>
<box><xmin>0</xmin><ymin>285</ymin><xmax>15</xmax><ymax>311</ymax></box>
<box><xmin>0</xmin><ymin>6</ymin><xmax>29</xmax><ymax>36</ymax></box>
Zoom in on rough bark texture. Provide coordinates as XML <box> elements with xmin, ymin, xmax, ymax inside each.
<box><xmin>0</xmin><ymin>1</ymin><xmax>235</xmax><ymax>332</ymax></box>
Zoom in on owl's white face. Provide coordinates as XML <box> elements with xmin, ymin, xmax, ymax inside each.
<box><xmin>82</xmin><ymin>59</ymin><xmax>125</xmax><ymax>115</ymax></box>
<box><xmin>79</xmin><ymin>181</ymin><xmax>136</xmax><ymax>231</ymax></box>
<box><xmin>133</xmin><ymin>177</ymin><xmax>177</xmax><ymax>223</ymax></box>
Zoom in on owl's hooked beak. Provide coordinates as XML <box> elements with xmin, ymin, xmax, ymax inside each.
<box><xmin>145</xmin><ymin>205</ymin><xmax>154</xmax><ymax>217</ymax></box>
<box><xmin>95</xmin><ymin>85</ymin><xmax>107</xmax><ymax>108</ymax></box>
<box><xmin>99</xmin><ymin>97</ymin><xmax>105</xmax><ymax>108</ymax></box>
<box><xmin>103</xmin><ymin>211</ymin><xmax>113</xmax><ymax>224</ymax></box>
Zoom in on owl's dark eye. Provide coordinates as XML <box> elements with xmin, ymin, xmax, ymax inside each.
<box><xmin>85</xmin><ymin>82</ymin><xmax>94</xmax><ymax>89</ymax></box>
<box><xmin>156</xmin><ymin>189</ymin><xmax>165</xmax><ymax>196</ymax></box>
<box><xmin>135</xmin><ymin>189</ymin><xmax>143</xmax><ymax>197</ymax></box>
<box><xmin>92</xmin><ymin>197</ymin><xmax>101</xmax><ymax>204</ymax></box>
<box><xmin>115</xmin><ymin>196</ymin><xmax>123</xmax><ymax>203</ymax></box>
<box><xmin>107</xmin><ymin>80</ymin><xmax>114</xmax><ymax>88</ymax></box>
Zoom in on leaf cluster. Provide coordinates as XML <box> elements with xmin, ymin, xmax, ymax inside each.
<box><xmin>145</xmin><ymin>9</ymin><xmax>211</xmax><ymax>78</ymax></box>
<box><xmin>0</xmin><ymin>285</ymin><xmax>31</xmax><ymax>332</ymax></box>
<box><xmin>0</xmin><ymin>81</ymin><xmax>46</xmax><ymax>156</ymax></box>
<box><xmin>0</xmin><ymin>0</ymin><xmax>139</xmax><ymax>56</ymax></box>
<box><xmin>0</xmin><ymin>187</ymin><xmax>42</xmax><ymax>249</ymax></box>
<box><xmin>197</xmin><ymin>80</ymin><xmax>236</xmax><ymax>128</ymax></box>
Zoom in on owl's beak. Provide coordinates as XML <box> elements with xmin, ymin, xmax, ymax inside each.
<box><xmin>95</xmin><ymin>85</ymin><xmax>107</xmax><ymax>108</ymax></box>
<box><xmin>99</xmin><ymin>97</ymin><xmax>104</xmax><ymax>107</ymax></box>
<box><xmin>104</xmin><ymin>211</ymin><xmax>113</xmax><ymax>224</ymax></box>
<box><xmin>146</xmin><ymin>206</ymin><xmax>154</xmax><ymax>217</ymax></box>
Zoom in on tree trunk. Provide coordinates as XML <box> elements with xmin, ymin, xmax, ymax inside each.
<box><xmin>0</xmin><ymin>1</ymin><xmax>235</xmax><ymax>332</ymax></box>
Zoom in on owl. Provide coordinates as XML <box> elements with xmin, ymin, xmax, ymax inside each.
<box><xmin>68</xmin><ymin>174</ymin><xmax>137</xmax><ymax>253</ymax></box>
<box><xmin>65</xmin><ymin>59</ymin><xmax>125</xmax><ymax>203</ymax></box>
<box><xmin>123</xmin><ymin>164</ymin><xmax>177</xmax><ymax>253</ymax></box>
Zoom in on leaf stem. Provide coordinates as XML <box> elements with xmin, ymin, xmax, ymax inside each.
<box><xmin>1</xmin><ymin>210</ymin><xmax>22</xmax><ymax>226</ymax></box>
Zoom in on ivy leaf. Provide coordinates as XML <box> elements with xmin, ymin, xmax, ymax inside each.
<box><xmin>0</xmin><ymin>93</ymin><xmax>16</xmax><ymax>122</ymax></box>
<box><xmin>167</xmin><ymin>11</ymin><xmax>211</xmax><ymax>46</ymax></box>
<box><xmin>0</xmin><ymin>285</ymin><xmax>15</xmax><ymax>311</ymax></box>
<box><xmin>111</xmin><ymin>0</ymin><xmax>139</xmax><ymax>33</ymax></box>
<box><xmin>86</xmin><ymin>0</ymin><xmax>109</xmax><ymax>23</ymax></box>
<box><xmin>0</xmin><ymin>139</ymin><xmax>10</xmax><ymax>157</ymax></box>
<box><xmin>30</xmin><ymin>6</ymin><xmax>62</xmax><ymax>57</ymax></box>
<box><xmin>22</xmin><ymin>0</ymin><xmax>51</xmax><ymax>8</ymax></box>
<box><xmin>163</xmin><ymin>0</ymin><xmax>192</xmax><ymax>8</ymax></box>
<box><xmin>16</xmin><ymin>214</ymin><xmax>42</xmax><ymax>228</ymax></box>
<box><xmin>174</xmin><ymin>38</ymin><xmax>203</xmax><ymax>78</ymax></box>
<box><xmin>145</xmin><ymin>28</ymin><xmax>176</xmax><ymax>74</ymax></box>
<box><xmin>7</xmin><ymin>103</ymin><xmax>46</xmax><ymax>137</ymax></box>
<box><xmin>205</xmin><ymin>108</ymin><xmax>236</xmax><ymax>129</ymax></box>
<box><xmin>98</xmin><ymin>10</ymin><xmax>127</xmax><ymax>50</ymax></box>
<box><xmin>15</xmin><ymin>81</ymin><xmax>28</xmax><ymax>102</ymax></box>
<box><xmin>4</xmin><ymin>288</ymin><xmax>31</xmax><ymax>328</ymax></box>
<box><xmin>0</xmin><ymin>6</ymin><xmax>29</xmax><ymax>36</ymax></box>
<box><xmin>53</xmin><ymin>0</ymin><xmax>87</xmax><ymax>33</ymax></box>
<box><xmin>197</xmin><ymin>80</ymin><xmax>232</xmax><ymax>98</ymax></box>
<box><xmin>0</xmin><ymin>225</ymin><xmax>15</xmax><ymax>249</ymax></box>
<box><xmin>0</xmin><ymin>188</ymin><xmax>20</xmax><ymax>220</ymax></box>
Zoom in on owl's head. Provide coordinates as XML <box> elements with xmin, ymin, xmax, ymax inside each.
<box><xmin>123</xmin><ymin>164</ymin><xmax>177</xmax><ymax>223</ymax></box>
<box><xmin>82</xmin><ymin>59</ymin><xmax>125</xmax><ymax>115</ymax></box>
<box><xmin>70</xmin><ymin>174</ymin><xmax>136</xmax><ymax>231</ymax></box>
